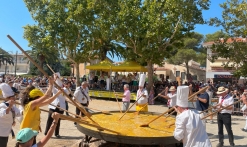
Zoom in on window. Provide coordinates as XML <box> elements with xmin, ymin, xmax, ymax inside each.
<box><xmin>181</xmin><ymin>72</ymin><xmax>184</xmax><ymax>79</ymax></box>
<box><xmin>176</xmin><ymin>71</ymin><xmax>180</xmax><ymax>77</ymax></box>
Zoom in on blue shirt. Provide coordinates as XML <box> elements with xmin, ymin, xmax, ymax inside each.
<box><xmin>196</xmin><ymin>92</ymin><xmax>209</xmax><ymax>111</ymax></box>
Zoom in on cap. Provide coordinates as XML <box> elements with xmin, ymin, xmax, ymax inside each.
<box><xmin>16</xmin><ymin>128</ymin><xmax>38</xmax><ymax>143</ymax></box>
<box><xmin>29</xmin><ymin>89</ymin><xmax>44</xmax><ymax>99</ymax></box>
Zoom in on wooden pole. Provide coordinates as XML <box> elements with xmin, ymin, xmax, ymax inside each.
<box><xmin>113</xmin><ymin>91</ymin><xmax>122</xmax><ymax>113</ymax></box>
<box><xmin>139</xmin><ymin>86</ymin><xmax>209</xmax><ymax>127</ymax></box>
<box><xmin>7</xmin><ymin>35</ymin><xmax>99</xmax><ymax>125</ymax></box>
<box><xmin>168</xmin><ymin>99</ymin><xmax>243</xmax><ymax>127</ymax></box>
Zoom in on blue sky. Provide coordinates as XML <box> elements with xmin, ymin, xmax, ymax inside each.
<box><xmin>0</xmin><ymin>0</ymin><xmax>225</xmax><ymax>61</ymax></box>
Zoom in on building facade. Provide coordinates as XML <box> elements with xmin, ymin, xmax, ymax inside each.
<box><xmin>153</xmin><ymin>60</ymin><xmax>206</xmax><ymax>83</ymax></box>
<box><xmin>0</xmin><ymin>53</ymin><xmax>30</xmax><ymax>75</ymax></box>
<box><xmin>203</xmin><ymin>38</ymin><xmax>246</xmax><ymax>84</ymax></box>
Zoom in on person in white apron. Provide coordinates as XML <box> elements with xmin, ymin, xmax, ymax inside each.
<box><xmin>173</xmin><ymin>86</ymin><xmax>212</xmax><ymax>147</ymax></box>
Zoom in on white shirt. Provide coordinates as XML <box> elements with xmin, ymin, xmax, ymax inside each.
<box><xmin>73</xmin><ymin>86</ymin><xmax>90</xmax><ymax>104</ymax></box>
<box><xmin>48</xmin><ymin>87</ymin><xmax>67</xmax><ymax>110</ymax></box>
<box><xmin>174</xmin><ymin>109</ymin><xmax>212</xmax><ymax>147</ymax></box>
<box><xmin>0</xmin><ymin>102</ymin><xmax>21</xmax><ymax>136</ymax></box>
<box><xmin>167</xmin><ymin>93</ymin><xmax>177</xmax><ymax>107</ymax></box>
<box><xmin>13</xmin><ymin>83</ymin><xmax>21</xmax><ymax>90</ymax></box>
<box><xmin>136</xmin><ymin>89</ymin><xmax>148</xmax><ymax>105</ymax></box>
<box><xmin>206</xmin><ymin>90</ymin><xmax>213</xmax><ymax>104</ymax></box>
<box><xmin>218</xmin><ymin>94</ymin><xmax>234</xmax><ymax>114</ymax></box>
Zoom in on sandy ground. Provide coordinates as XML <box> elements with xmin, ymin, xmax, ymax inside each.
<box><xmin>6</xmin><ymin>98</ymin><xmax>247</xmax><ymax>147</ymax></box>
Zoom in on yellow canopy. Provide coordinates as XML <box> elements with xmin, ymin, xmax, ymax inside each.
<box><xmin>113</xmin><ymin>61</ymin><xmax>148</xmax><ymax>72</ymax></box>
<box><xmin>86</xmin><ymin>59</ymin><xmax>115</xmax><ymax>71</ymax></box>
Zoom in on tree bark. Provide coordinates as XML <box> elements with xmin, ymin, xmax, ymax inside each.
<box><xmin>185</xmin><ymin>62</ymin><xmax>190</xmax><ymax>81</ymax></box>
<box><xmin>75</xmin><ymin>63</ymin><xmax>80</xmax><ymax>87</ymax></box>
<box><xmin>147</xmin><ymin>61</ymin><xmax>153</xmax><ymax>93</ymax></box>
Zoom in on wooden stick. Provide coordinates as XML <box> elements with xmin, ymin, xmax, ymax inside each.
<box><xmin>87</xmin><ymin>107</ymin><xmax>111</xmax><ymax>114</ymax></box>
<box><xmin>47</xmin><ymin>64</ymin><xmax>95</xmax><ymax>117</ymax></box>
<box><xmin>113</xmin><ymin>91</ymin><xmax>122</xmax><ymax>113</ymax></box>
<box><xmin>0</xmin><ymin>99</ymin><xmax>118</xmax><ymax>134</ymax></box>
<box><xmin>168</xmin><ymin>99</ymin><xmax>243</xmax><ymax>128</ymax></box>
<box><xmin>118</xmin><ymin>95</ymin><xmax>143</xmax><ymax>120</ymax></box>
<box><xmin>40</xmin><ymin>108</ymin><xmax>120</xmax><ymax>134</ymax></box>
<box><xmin>164</xmin><ymin>110</ymin><xmax>176</xmax><ymax>118</ymax></box>
<box><xmin>139</xmin><ymin>108</ymin><xmax>175</xmax><ymax>127</ymax></box>
<box><xmin>135</xmin><ymin>89</ymin><xmax>166</xmax><ymax>115</ymax></box>
<box><xmin>199</xmin><ymin>106</ymin><xmax>213</xmax><ymax>114</ymax></box>
<box><xmin>139</xmin><ymin>86</ymin><xmax>209</xmax><ymax>127</ymax></box>
<box><xmin>49</xmin><ymin>103</ymin><xmax>82</xmax><ymax>118</ymax></box>
<box><xmin>201</xmin><ymin>99</ymin><xmax>242</xmax><ymax>120</ymax></box>
<box><xmin>7</xmin><ymin>35</ymin><xmax>98</xmax><ymax>125</ymax></box>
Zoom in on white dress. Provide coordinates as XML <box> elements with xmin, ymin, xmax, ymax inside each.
<box><xmin>174</xmin><ymin>109</ymin><xmax>212</xmax><ymax>147</ymax></box>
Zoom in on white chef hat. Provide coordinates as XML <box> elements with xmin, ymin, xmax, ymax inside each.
<box><xmin>176</xmin><ymin>86</ymin><xmax>189</xmax><ymax>108</ymax></box>
<box><xmin>55</xmin><ymin>72</ymin><xmax>63</xmax><ymax>87</ymax></box>
<box><xmin>139</xmin><ymin>74</ymin><xmax>146</xmax><ymax>87</ymax></box>
<box><xmin>0</xmin><ymin>83</ymin><xmax>15</xmax><ymax>98</ymax></box>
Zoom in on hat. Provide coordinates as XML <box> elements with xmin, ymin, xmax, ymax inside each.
<box><xmin>139</xmin><ymin>74</ymin><xmax>146</xmax><ymax>87</ymax></box>
<box><xmin>55</xmin><ymin>72</ymin><xmax>63</xmax><ymax>87</ymax></box>
<box><xmin>0</xmin><ymin>83</ymin><xmax>15</xmax><ymax>98</ymax></box>
<box><xmin>29</xmin><ymin>89</ymin><xmax>44</xmax><ymax>99</ymax></box>
<box><xmin>16</xmin><ymin>128</ymin><xmax>38</xmax><ymax>143</ymax></box>
<box><xmin>169</xmin><ymin>86</ymin><xmax>176</xmax><ymax>91</ymax></box>
<box><xmin>176</xmin><ymin>86</ymin><xmax>189</xmax><ymax>107</ymax></box>
<box><xmin>216</xmin><ymin>86</ymin><xmax>228</xmax><ymax>94</ymax></box>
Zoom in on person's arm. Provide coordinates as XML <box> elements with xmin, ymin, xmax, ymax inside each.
<box><xmin>197</xmin><ymin>94</ymin><xmax>208</xmax><ymax>103</ymax></box>
<box><xmin>38</xmin><ymin>90</ymin><xmax>63</xmax><ymax>107</ymax></box>
<box><xmin>158</xmin><ymin>94</ymin><xmax>170</xmax><ymax>100</ymax></box>
<box><xmin>31</xmin><ymin>77</ymin><xmax>55</xmax><ymax>109</ymax></box>
<box><xmin>4</xmin><ymin>100</ymin><xmax>15</xmax><ymax>114</ymax></box>
<box><xmin>173</xmin><ymin>115</ymin><xmax>186</xmax><ymax>141</ymax></box>
<box><xmin>37</xmin><ymin>112</ymin><xmax>60</xmax><ymax>147</ymax></box>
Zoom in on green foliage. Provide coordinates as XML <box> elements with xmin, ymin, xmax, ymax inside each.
<box><xmin>208</xmin><ymin>0</ymin><xmax>247</xmax><ymax>77</ymax></box>
<box><xmin>0</xmin><ymin>47</ymin><xmax>14</xmax><ymax>68</ymax></box>
<box><xmin>23</xmin><ymin>0</ymin><xmax>210</xmax><ymax>88</ymax></box>
<box><xmin>204</xmin><ymin>31</ymin><xmax>229</xmax><ymax>42</ymax></box>
<box><xmin>60</xmin><ymin>61</ymin><xmax>72</xmax><ymax>76</ymax></box>
<box><xmin>168</xmin><ymin>49</ymin><xmax>197</xmax><ymax>65</ymax></box>
<box><xmin>115</xmin><ymin>0</ymin><xmax>210</xmax><ymax>90</ymax></box>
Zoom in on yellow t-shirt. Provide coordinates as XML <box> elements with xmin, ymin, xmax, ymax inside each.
<box><xmin>20</xmin><ymin>102</ymin><xmax>41</xmax><ymax>131</ymax></box>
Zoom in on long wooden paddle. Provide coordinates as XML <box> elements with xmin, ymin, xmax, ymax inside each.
<box><xmin>46</xmin><ymin>64</ymin><xmax>94</xmax><ymax>116</ymax></box>
<box><xmin>0</xmin><ymin>98</ymin><xmax>119</xmax><ymax>134</ymax></box>
<box><xmin>134</xmin><ymin>89</ymin><xmax>166</xmax><ymax>115</ymax></box>
<box><xmin>168</xmin><ymin>97</ymin><xmax>242</xmax><ymax>128</ymax></box>
<box><xmin>49</xmin><ymin>103</ymin><xmax>82</xmax><ymax>118</ymax></box>
<box><xmin>118</xmin><ymin>94</ymin><xmax>143</xmax><ymax>120</ymax></box>
<box><xmin>66</xmin><ymin>100</ymin><xmax>110</xmax><ymax>114</ymax></box>
<box><xmin>39</xmin><ymin>108</ymin><xmax>120</xmax><ymax>134</ymax></box>
<box><xmin>139</xmin><ymin>86</ymin><xmax>209</xmax><ymax>127</ymax></box>
<box><xmin>7</xmin><ymin>35</ymin><xmax>99</xmax><ymax>125</ymax></box>
<box><xmin>113</xmin><ymin>90</ymin><xmax>122</xmax><ymax>113</ymax></box>
<box><xmin>87</xmin><ymin>107</ymin><xmax>111</xmax><ymax>114</ymax></box>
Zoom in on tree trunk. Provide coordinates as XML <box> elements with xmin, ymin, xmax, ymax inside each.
<box><xmin>147</xmin><ymin>61</ymin><xmax>153</xmax><ymax>93</ymax></box>
<box><xmin>75</xmin><ymin>63</ymin><xmax>80</xmax><ymax>87</ymax></box>
<box><xmin>185</xmin><ymin>62</ymin><xmax>190</xmax><ymax>81</ymax></box>
<box><xmin>40</xmin><ymin>60</ymin><xmax>44</xmax><ymax>76</ymax></box>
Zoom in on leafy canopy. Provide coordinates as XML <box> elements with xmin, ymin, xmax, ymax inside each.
<box><xmin>208</xmin><ymin>0</ymin><xmax>247</xmax><ymax>77</ymax></box>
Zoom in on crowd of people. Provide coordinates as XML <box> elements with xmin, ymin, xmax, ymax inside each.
<box><xmin>0</xmin><ymin>73</ymin><xmax>87</xmax><ymax>147</ymax></box>
<box><xmin>1</xmin><ymin>72</ymin><xmax>247</xmax><ymax>147</ymax></box>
